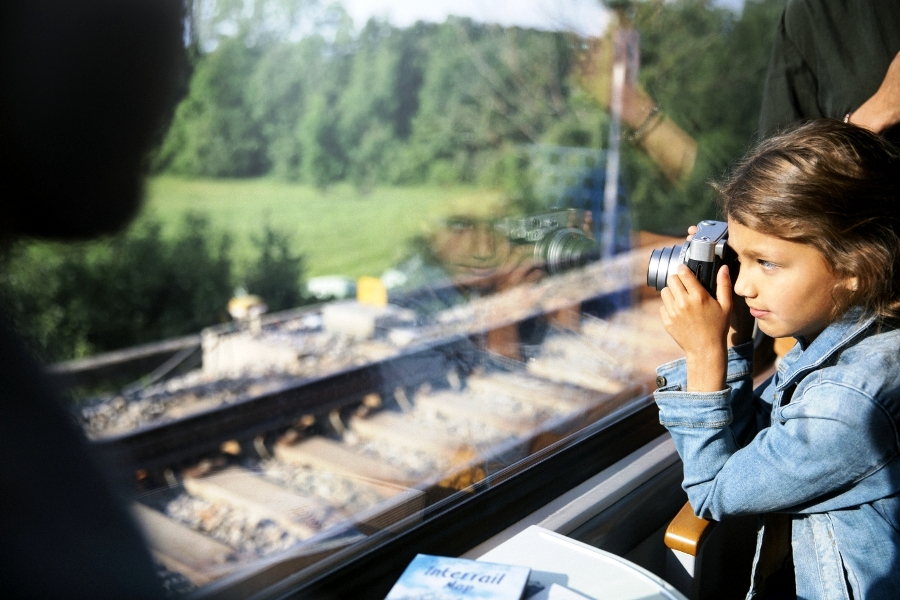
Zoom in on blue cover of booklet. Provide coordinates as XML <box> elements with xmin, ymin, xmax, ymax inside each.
<box><xmin>385</xmin><ymin>554</ymin><xmax>531</xmax><ymax>599</ymax></box>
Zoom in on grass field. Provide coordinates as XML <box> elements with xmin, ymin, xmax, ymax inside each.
<box><xmin>141</xmin><ymin>177</ymin><xmax>507</xmax><ymax>279</ymax></box>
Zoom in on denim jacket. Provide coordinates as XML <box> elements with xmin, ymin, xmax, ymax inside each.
<box><xmin>654</xmin><ymin>308</ymin><xmax>900</xmax><ymax>600</ymax></box>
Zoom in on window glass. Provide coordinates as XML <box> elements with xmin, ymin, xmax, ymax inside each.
<box><xmin>2</xmin><ymin>0</ymin><xmax>782</xmax><ymax>596</ymax></box>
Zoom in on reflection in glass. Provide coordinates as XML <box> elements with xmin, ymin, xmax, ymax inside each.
<box><xmin>10</xmin><ymin>0</ymin><xmax>786</xmax><ymax>595</ymax></box>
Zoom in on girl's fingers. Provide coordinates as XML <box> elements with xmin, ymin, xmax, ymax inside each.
<box><xmin>716</xmin><ymin>265</ymin><xmax>733</xmax><ymax>313</ymax></box>
<box><xmin>673</xmin><ymin>264</ymin><xmax>704</xmax><ymax>296</ymax></box>
<box><xmin>665</xmin><ymin>272</ymin><xmax>689</xmax><ymax>307</ymax></box>
<box><xmin>660</xmin><ymin>286</ymin><xmax>675</xmax><ymax>314</ymax></box>
<box><xmin>665</xmin><ymin>272</ymin><xmax>684</xmax><ymax>293</ymax></box>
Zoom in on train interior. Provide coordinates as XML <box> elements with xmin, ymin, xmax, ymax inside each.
<box><xmin>7</xmin><ymin>1</ymin><xmax>807</xmax><ymax>599</ymax></box>
<box><xmin>58</xmin><ymin>235</ymin><xmax>778</xmax><ymax>599</ymax></box>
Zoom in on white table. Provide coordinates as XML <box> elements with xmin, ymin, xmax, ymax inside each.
<box><xmin>477</xmin><ymin>525</ymin><xmax>687</xmax><ymax>600</ymax></box>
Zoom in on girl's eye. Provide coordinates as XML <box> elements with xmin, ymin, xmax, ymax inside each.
<box><xmin>758</xmin><ymin>259</ymin><xmax>777</xmax><ymax>270</ymax></box>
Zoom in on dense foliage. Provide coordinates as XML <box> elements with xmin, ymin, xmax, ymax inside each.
<box><xmin>0</xmin><ymin>216</ymin><xmax>310</xmax><ymax>362</ymax></box>
<box><xmin>156</xmin><ymin>0</ymin><xmax>784</xmax><ymax>231</ymax></box>
<box><xmin>155</xmin><ymin>16</ymin><xmax>586</xmax><ymax>190</ymax></box>
<box><xmin>2</xmin><ymin>0</ymin><xmax>787</xmax><ymax>362</ymax></box>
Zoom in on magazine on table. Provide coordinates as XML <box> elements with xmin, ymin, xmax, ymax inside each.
<box><xmin>384</xmin><ymin>554</ymin><xmax>531</xmax><ymax>599</ymax></box>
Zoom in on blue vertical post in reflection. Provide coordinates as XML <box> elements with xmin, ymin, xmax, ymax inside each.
<box><xmin>602</xmin><ymin>21</ymin><xmax>639</xmax><ymax>259</ymax></box>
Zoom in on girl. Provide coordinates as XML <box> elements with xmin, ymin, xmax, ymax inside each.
<box><xmin>654</xmin><ymin>119</ymin><xmax>900</xmax><ymax>600</ymax></box>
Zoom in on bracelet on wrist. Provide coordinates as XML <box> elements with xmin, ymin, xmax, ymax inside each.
<box><xmin>628</xmin><ymin>105</ymin><xmax>663</xmax><ymax>142</ymax></box>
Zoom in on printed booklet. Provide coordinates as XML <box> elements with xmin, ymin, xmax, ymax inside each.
<box><xmin>385</xmin><ymin>554</ymin><xmax>531</xmax><ymax>599</ymax></box>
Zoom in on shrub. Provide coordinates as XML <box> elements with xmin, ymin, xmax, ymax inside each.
<box><xmin>243</xmin><ymin>223</ymin><xmax>312</xmax><ymax>312</ymax></box>
<box><xmin>0</xmin><ymin>215</ymin><xmax>231</xmax><ymax>361</ymax></box>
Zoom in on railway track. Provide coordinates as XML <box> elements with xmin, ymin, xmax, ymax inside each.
<box><xmin>68</xmin><ymin>246</ymin><xmax>684</xmax><ymax>596</ymax></box>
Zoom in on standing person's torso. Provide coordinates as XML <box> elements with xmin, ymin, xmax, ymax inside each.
<box><xmin>759</xmin><ymin>0</ymin><xmax>900</xmax><ymax>140</ymax></box>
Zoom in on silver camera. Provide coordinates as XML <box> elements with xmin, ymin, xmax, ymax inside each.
<box><xmin>647</xmin><ymin>220</ymin><xmax>736</xmax><ymax>296</ymax></box>
<box><xmin>495</xmin><ymin>209</ymin><xmax>600</xmax><ymax>275</ymax></box>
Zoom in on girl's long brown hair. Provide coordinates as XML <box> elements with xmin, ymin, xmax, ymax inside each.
<box><xmin>717</xmin><ymin>119</ymin><xmax>900</xmax><ymax>321</ymax></box>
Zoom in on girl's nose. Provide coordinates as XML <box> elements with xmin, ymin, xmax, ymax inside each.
<box><xmin>732</xmin><ymin>268</ymin><xmax>753</xmax><ymax>298</ymax></box>
<box><xmin>472</xmin><ymin>225</ymin><xmax>496</xmax><ymax>259</ymax></box>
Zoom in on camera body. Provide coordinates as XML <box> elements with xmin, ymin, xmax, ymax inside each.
<box><xmin>647</xmin><ymin>220</ymin><xmax>737</xmax><ymax>296</ymax></box>
<box><xmin>495</xmin><ymin>209</ymin><xmax>600</xmax><ymax>275</ymax></box>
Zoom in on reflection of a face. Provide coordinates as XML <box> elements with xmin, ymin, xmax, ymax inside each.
<box><xmin>433</xmin><ymin>216</ymin><xmax>511</xmax><ymax>282</ymax></box>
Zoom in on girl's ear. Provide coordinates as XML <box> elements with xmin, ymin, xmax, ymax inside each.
<box><xmin>840</xmin><ymin>276</ymin><xmax>860</xmax><ymax>306</ymax></box>
<box><xmin>829</xmin><ymin>275</ymin><xmax>860</xmax><ymax>319</ymax></box>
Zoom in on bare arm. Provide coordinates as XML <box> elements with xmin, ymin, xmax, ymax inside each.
<box><xmin>576</xmin><ymin>38</ymin><xmax>697</xmax><ymax>188</ymax></box>
<box><xmin>849</xmin><ymin>51</ymin><xmax>900</xmax><ymax>133</ymax></box>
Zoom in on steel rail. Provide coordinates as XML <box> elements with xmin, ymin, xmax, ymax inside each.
<box><xmin>92</xmin><ymin>335</ymin><xmax>478</xmax><ymax>472</ymax></box>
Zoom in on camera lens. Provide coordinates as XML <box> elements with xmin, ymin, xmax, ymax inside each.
<box><xmin>647</xmin><ymin>243</ymin><xmax>688</xmax><ymax>291</ymax></box>
<box><xmin>534</xmin><ymin>228</ymin><xmax>601</xmax><ymax>275</ymax></box>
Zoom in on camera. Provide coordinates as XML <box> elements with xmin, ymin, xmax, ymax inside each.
<box><xmin>647</xmin><ymin>220</ymin><xmax>737</xmax><ymax>296</ymax></box>
<box><xmin>495</xmin><ymin>209</ymin><xmax>601</xmax><ymax>275</ymax></box>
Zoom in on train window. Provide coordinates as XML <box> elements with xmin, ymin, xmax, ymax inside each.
<box><xmin>3</xmin><ymin>0</ymin><xmax>783</xmax><ymax>597</ymax></box>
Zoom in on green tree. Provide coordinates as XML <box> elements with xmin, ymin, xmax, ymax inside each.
<box><xmin>154</xmin><ymin>0</ymin><xmax>782</xmax><ymax>220</ymax></box>
<box><xmin>155</xmin><ymin>37</ymin><xmax>268</xmax><ymax>177</ymax></box>
<box><xmin>298</xmin><ymin>92</ymin><xmax>345</xmax><ymax>188</ymax></box>
<box><xmin>334</xmin><ymin>20</ymin><xmax>438</xmax><ymax>188</ymax></box>
<box><xmin>407</xmin><ymin>19</ymin><xmax>579</xmax><ymax>184</ymax></box>
<box><xmin>248</xmin><ymin>30</ymin><xmax>354</xmax><ymax>181</ymax></box>
<box><xmin>246</xmin><ymin>39</ymin><xmax>319</xmax><ymax>179</ymax></box>
<box><xmin>244</xmin><ymin>224</ymin><xmax>309</xmax><ymax>311</ymax></box>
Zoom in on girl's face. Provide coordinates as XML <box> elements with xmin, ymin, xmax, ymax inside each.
<box><xmin>727</xmin><ymin>219</ymin><xmax>857</xmax><ymax>342</ymax></box>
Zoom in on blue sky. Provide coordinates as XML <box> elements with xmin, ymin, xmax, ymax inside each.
<box><xmin>340</xmin><ymin>0</ymin><xmax>746</xmax><ymax>37</ymax></box>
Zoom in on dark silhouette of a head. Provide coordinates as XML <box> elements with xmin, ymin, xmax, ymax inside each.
<box><xmin>0</xmin><ymin>0</ymin><xmax>185</xmax><ymax>241</ymax></box>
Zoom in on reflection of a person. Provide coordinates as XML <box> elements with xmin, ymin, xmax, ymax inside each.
<box><xmin>1</xmin><ymin>0</ymin><xmax>184</xmax><ymax>597</ymax></box>
<box><xmin>580</xmin><ymin>0</ymin><xmax>900</xmax><ymax>373</ymax></box>
<box><xmin>432</xmin><ymin>211</ymin><xmax>595</xmax><ymax>294</ymax></box>
<box><xmin>432</xmin><ymin>216</ymin><xmax>513</xmax><ymax>289</ymax></box>
<box><xmin>576</xmin><ymin>8</ymin><xmax>698</xmax><ymax>188</ymax></box>
<box><xmin>429</xmin><ymin>210</ymin><xmax>595</xmax><ymax>358</ymax></box>
<box><xmin>579</xmin><ymin>1</ymin><xmax>900</xmax><ymax>190</ymax></box>
<box><xmin>429</xmin><ymin>215</ymin><xmax>532</xmax><ymax>359</ymax></box>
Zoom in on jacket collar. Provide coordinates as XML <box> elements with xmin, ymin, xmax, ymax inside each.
<box><xmin>776</xmin><ymin>307</ymin><xmax>876</xmax><ymax>390</ymax></box>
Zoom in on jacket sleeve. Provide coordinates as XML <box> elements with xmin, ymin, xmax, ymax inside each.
<box><xmin>655</xmin><ymin>341</ymin><xmax>764</xmax><ymax>448</ymax></box>
<box><xmin>654</xmin><ymin>349</ymin><xmax>900</xmax><ymax>520</ymax></box>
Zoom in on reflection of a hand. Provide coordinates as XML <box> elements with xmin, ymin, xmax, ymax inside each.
<box><xmin>576</xmin><ymin>31</ymin><xmax>698</xmax><ymax>187</ymax></box>
<box><xmin>574</xmin><ymin>208</ymin><xmax>594</xmax><ymax>237</ymax></box>
<box><xmin>575</xmin><ymin>37</ymin><xmax>615</xmax><ymax>110</ymax></box>
<box><xmin>489</xmin><ymin>245</ymin><xmax>547</xmax><ymax>293</ymax></box>
<box><xmin>575</xmin><ymin>37</ymin><xmax>655</xmax><ymax>131</ymax></box>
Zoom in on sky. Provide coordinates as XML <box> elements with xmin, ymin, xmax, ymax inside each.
<box><xmin>340</xmin><ymin>0</ymin><xmax>746</xmax><ymax>38</ymax></box>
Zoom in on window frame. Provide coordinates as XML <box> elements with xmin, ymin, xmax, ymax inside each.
<box><xmin>194</xmin><ymin>397</ymin><xmax>664</xmax><ymax>599</ymax></box>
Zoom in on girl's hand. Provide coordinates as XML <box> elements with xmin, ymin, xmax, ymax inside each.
<box><xmin>685</xmin><ymin>224</ymin><xmax>753</xmax><ymax>347</ymax></box>
<box><xmin>660</xmin><ymin>263</ymin><xmax>732</xmax><ymax>392</ymax></box>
